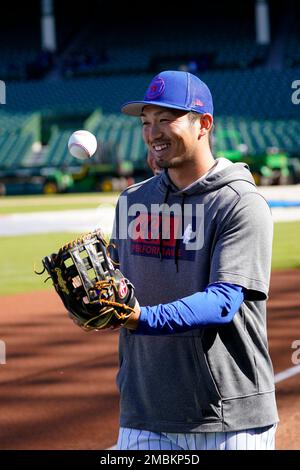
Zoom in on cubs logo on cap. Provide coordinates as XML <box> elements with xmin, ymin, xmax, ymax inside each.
<box><xmin>145</xmin><ymin>77</ymin><xmax>165</xmax><ymax>100</ymax></box>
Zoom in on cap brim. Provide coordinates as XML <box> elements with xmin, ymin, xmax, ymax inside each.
<box><xmin>121</xmin><ymin>100</ymin><xmax>191</xmax><ymax>116</ymax></box>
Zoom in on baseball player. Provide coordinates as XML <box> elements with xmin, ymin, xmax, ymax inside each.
<box><xmin>110</xmin><ymin>70</ymin><xmax>278</xmax><ymax>450</ymax></box>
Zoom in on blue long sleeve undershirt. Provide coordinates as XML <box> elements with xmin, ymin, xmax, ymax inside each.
<box><xmin>136</xmin><ymin>283</ymin><xmax>245</xmax><ymax>335</ymax></box>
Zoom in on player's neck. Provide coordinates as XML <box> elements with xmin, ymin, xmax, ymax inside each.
<box><xmin>168</xmin><ymin>152</ymin><xmax>215</xmax><ymax>190</ymax></box>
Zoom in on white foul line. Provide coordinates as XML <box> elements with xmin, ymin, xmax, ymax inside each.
<box><xmin>274</xmin><ymin>364</ymin><xmax>300</xmax><ymax>383</ymax></box>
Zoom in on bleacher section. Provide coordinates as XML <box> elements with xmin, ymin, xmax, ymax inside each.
<box><xmin>0</xmin><ymin>132</ymin><xmax>34</xmax><ymax>169</ymax></box>
<box><xmin>0</xmin><ymin>3</ymin><xmax>80</xmax><ymax>82</ymax></box>
<box><xmin>284</xmin><ymin>30</ymin><xmax>300</xmax><ymax>68</ymax></box>
<box><xmin>0</xmin><ymin>111</ymin><xmax>40</xmax><ymax>170</ymax></box>
<box><xmin>3</xmin><ymin>111</ymin><xmax>299</xmax><ymax>174</ymax></box>
<box><xmin>0</xmin><ymin>2</ymin><xmax>299</xmax><ymax>190</ymax></box>
<box><xmin>215</xmin><ymin>118</ymin><xmax>300</xmax><ymax>156</ymax></box>
<box><xmin>0</xmin><ymin>3</ymin><xmax>297</xmax><ymax>80</ymax></box>
<box><xmin>44</xmin><ymin>130</ymin><xmax>76</xmax><ymax>168</ymax></box>
<box><xmin>59</xmin><ymin>16</ymin><xmax>269</xmax><ymax>78</ymax></box>
<box><xmin>283</xmin><ymin>2</ymin><xmax>300</xmax><ymax>68</ymax></box>
<box><xmin>4</xmin><ymin>67</ymin><xmax>300</xmax><ymax>121</ymax></box>
<box><xmin>0</xmin><ymin>111</ymin><xmax>40</xmax><ymax>140</ymax></box>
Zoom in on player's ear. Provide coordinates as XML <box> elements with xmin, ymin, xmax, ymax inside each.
<box><xmin>198</xmin><ymin>113</ymin><xmax>213</xmax><ymax>139</ymax></box>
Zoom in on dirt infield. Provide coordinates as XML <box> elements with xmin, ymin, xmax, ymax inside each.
<box><xmin>0</xmin><ymin>270</ymin><xmax>299</xmax><ymax>450</ymax></box>
<box><xmin>267</xmin><ymin>270</ymin><xmax>300</xmax><ymax>450</ymax></box>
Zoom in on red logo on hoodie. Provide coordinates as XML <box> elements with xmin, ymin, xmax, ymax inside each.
<box><xmin>129</xmin><ymin>213</ymin><xmax>185</xmax><ymax>260</ymax></box>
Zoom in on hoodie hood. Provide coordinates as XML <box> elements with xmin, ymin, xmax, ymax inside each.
<box><xmin>158</xmin><ymin>161</ymin><xmax>256</xmax><ymax>197</ymax></box>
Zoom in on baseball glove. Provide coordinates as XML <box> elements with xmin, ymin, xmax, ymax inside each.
<box><xmin>36</xmin><ymin>229</ymin><xmax>136</xmax><ymax>331</ymax></box>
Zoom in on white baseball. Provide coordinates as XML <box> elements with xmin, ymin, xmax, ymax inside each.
<box><xmin>68</xmin><ymin>130</ymin><xmax>97</xmax><ymax>160</ymax></box>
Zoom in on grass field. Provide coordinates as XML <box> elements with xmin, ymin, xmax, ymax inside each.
<box><xmin>0</xmin><ymin>232</ymin><xmax>79</xmax><ymax>296</ymax></box>
<box><xmin>0</xmin><ymin>193</ymin><xmax>299</xmax><ymax>296</ymax></box>
<box><xmin>0</xmin><ymin>193</ymin><xmax>118</xmax><ymax>214</ymax></box>
<box><xmin>0</xmin><ymin>221</ymin><xmax>299</xmax><ymax>296</ymax></box>
<box><xmin>272</xmin><ymin>221</ymin><xmax>300</xmax><ymax>270</ymax></box>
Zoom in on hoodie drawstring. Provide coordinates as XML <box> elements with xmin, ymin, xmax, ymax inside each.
<box><xmin>174</xmin><ymin>193</ymin><xmax>186</xmax><ymax>272</ymax></box>
<box><xmin>159</xmin><ymin>184</ymin><xmax>171</xmax><ymax>261</ymax></box>
<box><xmin>159</xmin><ymin>185</ymin><xmax>185</xmax><ymax>272</ymax></box>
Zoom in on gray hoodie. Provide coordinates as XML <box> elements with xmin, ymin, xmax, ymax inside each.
<box><xmin>112</xmin><ymin>161</ymin><xmax>278</xmax><ymax>432</ymax></box>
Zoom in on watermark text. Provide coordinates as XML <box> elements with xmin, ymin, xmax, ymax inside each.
<box><xmin>291</xmin><ymin>340</ymin><xmax>300</xmax><ymax>365</ymax></box>
<box><xmin>113</xmin><ymin>196</ymin><xmax>205</xmax><ymax>251</ymax></box>
<box><xmin>0</xmin><ymin>80</ymin><xmax>6</xmax><ymax>104</ymax></box>
<box><xmin>291</xmin><ymin>80</ymin><xmax>300</xmax><ymax>105</ymax></box>
<box><xmin>0</xmin><ymin>340</ymin><xmax>6</xmax><ymax>364</ymax></box>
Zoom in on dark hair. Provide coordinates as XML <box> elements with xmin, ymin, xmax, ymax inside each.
<box><xmin>188</xmin><ymin>112</ymin><xmax>214</xmax><ymax>151</ymax></box>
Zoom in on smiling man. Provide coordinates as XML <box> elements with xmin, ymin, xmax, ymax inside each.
<box><xmin>109</xmin><ymin>71</ymin><xmax>278</xmax><ymax>450</ymax></box>
<box><xmin>142</xmin><ymin>106</ymin><xmax>214</xmax><ymax>190</ymax></box>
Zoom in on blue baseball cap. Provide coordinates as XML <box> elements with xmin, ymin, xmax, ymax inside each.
<box><xmin>121</xmin><ymin>70</ymin><xmax>213</xmax><ymax>116</ymax></box>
